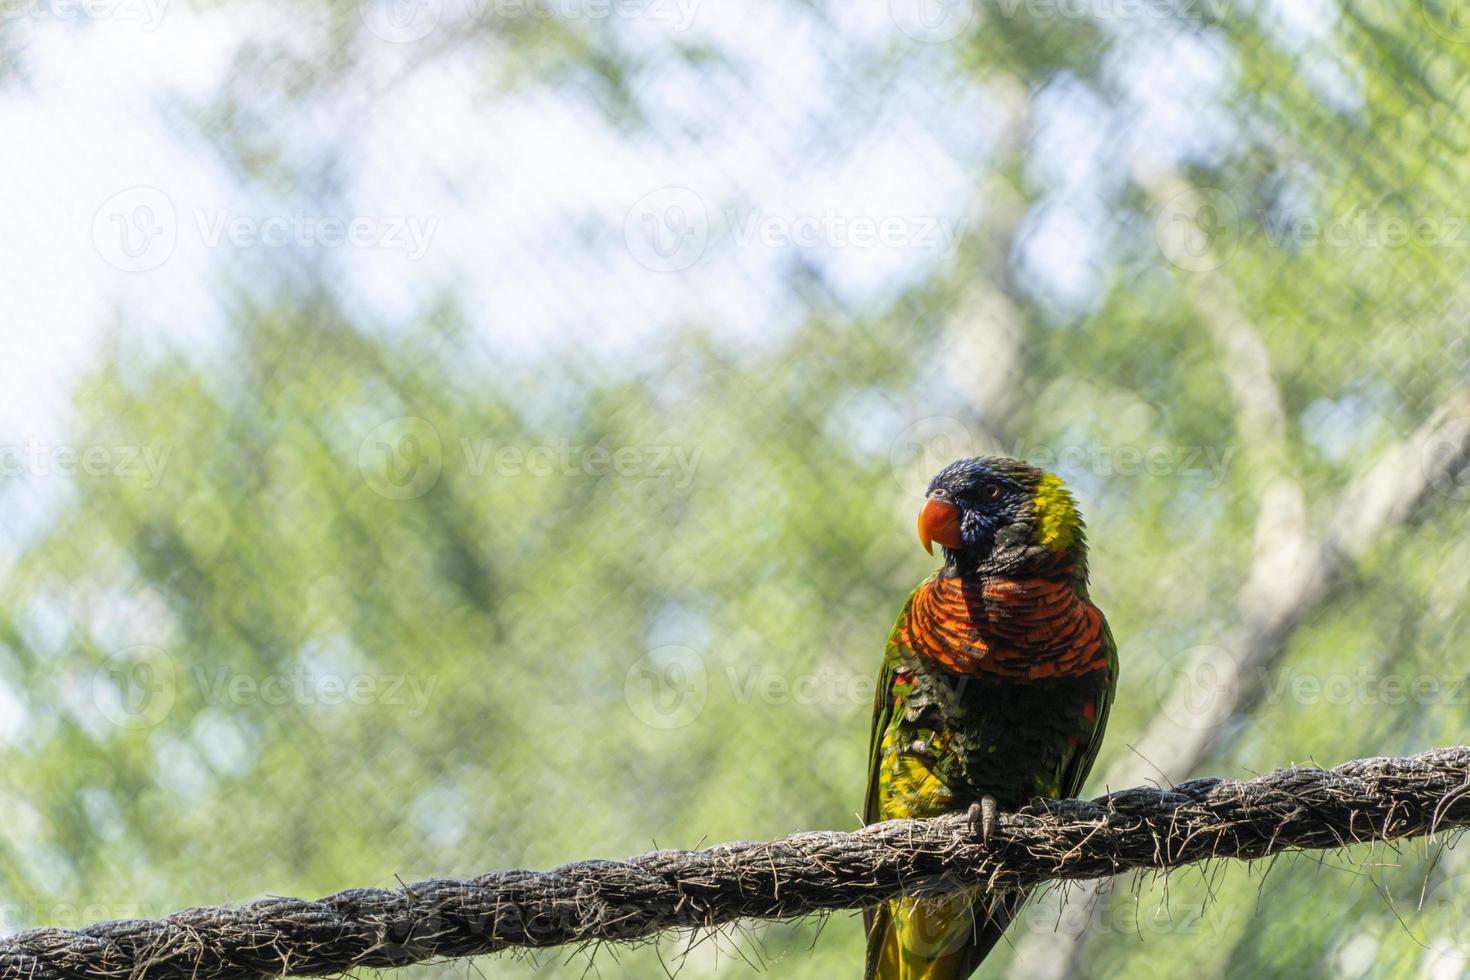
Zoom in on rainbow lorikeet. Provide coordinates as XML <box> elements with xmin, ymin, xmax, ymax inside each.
<box><xmin>863</xmin><ymin>457</ymin><xmax>1117</xmax><ymax>979</ymax></box>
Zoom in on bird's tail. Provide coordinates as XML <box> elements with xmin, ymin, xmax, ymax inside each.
<box><xmin>863</xmin><ymin>888</ymin><xmax>1027</xmax><ymax>980</ymax></box>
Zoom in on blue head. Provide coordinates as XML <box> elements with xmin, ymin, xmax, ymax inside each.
<box><xmin>917</xmin><ymin>456</ymin><xmax>1086</xmax><ymax>578</ymax></box>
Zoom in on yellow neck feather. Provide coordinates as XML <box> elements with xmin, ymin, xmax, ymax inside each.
<box><xmin>1032</xmin><ymin>472</ymin><xmax>1080</xmax><ymax>553</ymax></box>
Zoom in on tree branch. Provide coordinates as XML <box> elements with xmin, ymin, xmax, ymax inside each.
<box><xmin>3</xmin><ymin>747</ymin><xmax>1469</xmax><ymax>980</ymax></box>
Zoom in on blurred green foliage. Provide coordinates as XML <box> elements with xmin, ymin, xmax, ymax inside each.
<box><xmin>4</xmin><ymin>1</ymin><xmax>1470</xmax><ymax>978</ymax></box>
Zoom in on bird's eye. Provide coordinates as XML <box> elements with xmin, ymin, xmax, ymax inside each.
<box><xmin>981</xmin><ymin>483</ymin><xmax>1001</xmax><ymax>500</ymax></box>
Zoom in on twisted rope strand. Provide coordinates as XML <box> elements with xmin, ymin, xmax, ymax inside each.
<box><xmin>4</xmin><ymin>746</ymin><xmax>1468</xmax><ymax>979</ymax></box>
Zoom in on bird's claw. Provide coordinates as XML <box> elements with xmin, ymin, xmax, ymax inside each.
<box><xmin>968</xmin><ymin>795</ymin><xmax>999</xmax><ymax>844</ymax></box>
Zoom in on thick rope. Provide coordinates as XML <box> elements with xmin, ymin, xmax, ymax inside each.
<box><xmin>3</xmin><ymin>746</ymin><xmax>1468</xmax><ymax>979</ymax></box>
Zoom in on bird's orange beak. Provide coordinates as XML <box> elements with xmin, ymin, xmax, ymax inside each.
<box><xmin>917</xmin><ymin>497</ymin><xmax>963</xmax><ymax>555</ymax></box>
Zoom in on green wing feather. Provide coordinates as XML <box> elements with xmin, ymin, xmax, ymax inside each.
<box><xmin>860</xmin><ymin>595</ymin><xmax>911</xmax><ymax>966</ymax></box>
<box><xmin>1059</xmin><ymin>616</ymin><xmax>1118</xmax><ymax>800</ymax></box>
<box><xmin>863</xmin><ymin>598</ymin><xmax>909</xmax><ymax>825</ymax></box>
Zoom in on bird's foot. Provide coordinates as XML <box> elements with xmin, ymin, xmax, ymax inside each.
<box><xmin>967</xmin><ymin>795</ymin><xmax>999</xmax><ymax>844</ymax></box>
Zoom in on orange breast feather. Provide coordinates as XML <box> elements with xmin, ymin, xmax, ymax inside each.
<box><xmin>897</xmin><ymin>574</ymin><xmax>1108</xmax><ymax>680</ymax></box>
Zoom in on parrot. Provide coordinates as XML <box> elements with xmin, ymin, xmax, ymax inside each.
<box><xmin>862</xmin><ymin>456</ymin><xmax>1117</xmax><ymax>979</ymax></box>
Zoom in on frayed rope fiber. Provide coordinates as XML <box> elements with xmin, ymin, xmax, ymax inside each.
<box><xmin>5</xmin><ymin>746</ymin><xmax>1470</xmax><ymax>979</ymax></box>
